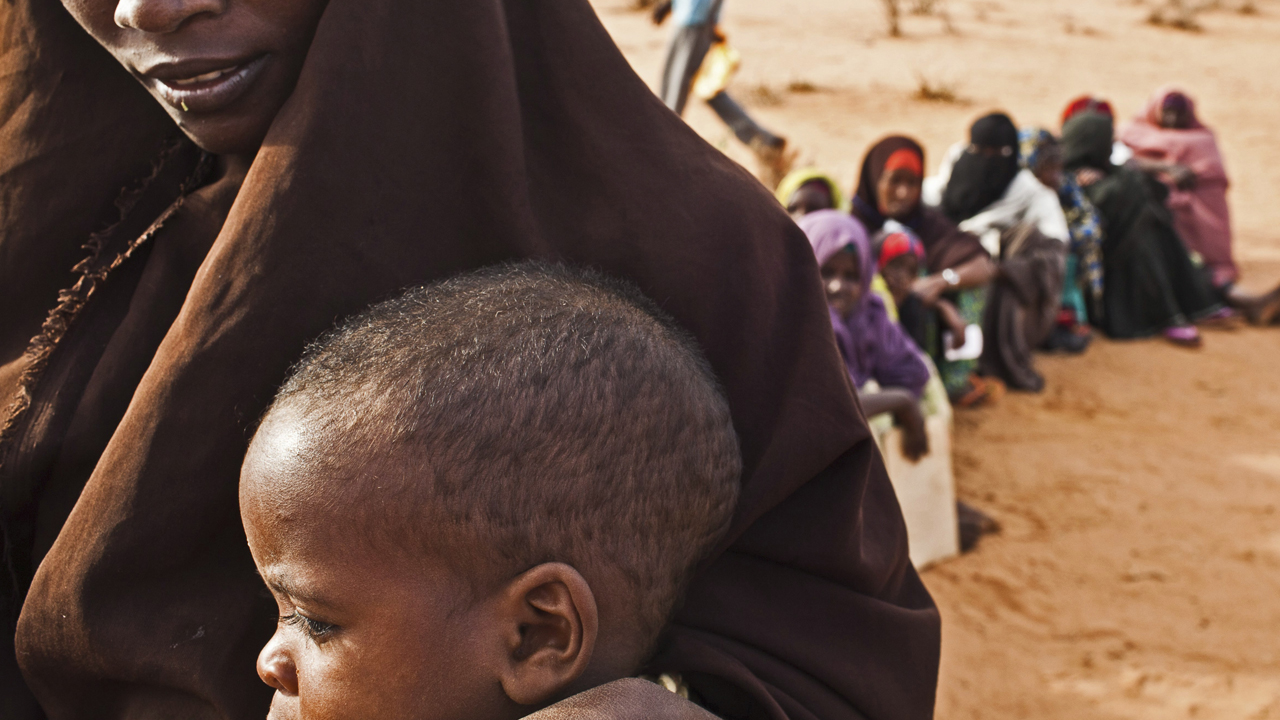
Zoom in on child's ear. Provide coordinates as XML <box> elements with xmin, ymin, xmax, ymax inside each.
<box><xmin>495</xmin><ymin>562</ymin><xmax>598</xmax><ymax>706</ymax></box>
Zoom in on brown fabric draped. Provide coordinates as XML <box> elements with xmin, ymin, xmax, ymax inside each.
<box><xmin>978</xmin><ymin>225</ymin><xmax>1066</xmax><ymax>392</ymax></box>
<box><xmin>0</xmin><ymin>1</ymin><xmax>939</xmax><ymax>719</ymax></box>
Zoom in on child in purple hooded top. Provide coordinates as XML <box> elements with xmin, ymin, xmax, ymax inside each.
<box><xmin>797</xmin><ymin>210</ymin><xmax>931</xmax><ymax>460</ymax></box>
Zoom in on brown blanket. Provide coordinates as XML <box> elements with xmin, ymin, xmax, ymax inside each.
<box><xmin>980</xmin><ymin>224</ymin><xmax>1067</xmax><ymax>392</ymax></box>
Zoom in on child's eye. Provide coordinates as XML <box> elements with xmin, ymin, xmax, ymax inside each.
<box><xmin>280</xmin><ymin>611</ymin><xmax>336</xmax><ymax>642</ymax></box>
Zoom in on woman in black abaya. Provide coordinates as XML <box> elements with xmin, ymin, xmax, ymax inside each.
<box><xmin>1061</xmin><ymin>112</ymin><xmax>1221</xmax><ymax>345</ymax></box>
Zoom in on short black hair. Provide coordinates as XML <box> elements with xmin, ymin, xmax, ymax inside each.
<box><xmin>262</xmin><ymin>261</ymin><xmax>741</xmax><ymax>649</ymax></box>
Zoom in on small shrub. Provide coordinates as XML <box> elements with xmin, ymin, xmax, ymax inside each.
<box><xmin>913</xmin><ymin>74</ymin><xmax>962</xmax><ymax>104</ymax></box>
<box><xmin>1239</xmin><ymin>1</ymin><xmax>1259</xmax><ymax>13</ymax></box>
<box><xmin>787</xmin><ymin>80</ymin><xmax>820</xmax><ymax>94</ymax></box>
<box><xmin>748</xmin><ymin>84</ymin><xmax>785</xmax><ymax>107</ymax></box>
<box><xmin>883</xmin><ymin>0</ymin><xmax>903</xmax><ymax>36</ymax></box>
<box><xmin>1147</xmin><ymin>0</ymin><xmax>1204</xmax><ymax>30</ymax></box>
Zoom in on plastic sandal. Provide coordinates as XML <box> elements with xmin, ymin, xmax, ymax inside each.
<box><xmin>1163</xmin><ymin>325</ymin><xmax>1202</xmax><ymax>348</ymax></box>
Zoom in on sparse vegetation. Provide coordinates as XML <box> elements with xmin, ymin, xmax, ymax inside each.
<box><xmin>911</xmin><ymin>0</ymin><xmax>956</xmax><ymax>32</ymax></box>
<box><xmin>883</xmin><ymin>0</ymin><xmax>903</xmax><ymax>37</ymax></box>
<box><xmin>913</xmin><ymin>74</ymin><xmax>962</xmax><ymax>104</ymax></box>
<box><xmin>1239</xmin><ymin>0</ymin><xmax>1258</xmax><ymax>13</ymax></box>
<box><xmin>748</xmin><ymin>83</ymin><xmax>785</xmax><ymax>107</ymax></box>
<box><xmin>787</xmin><ymin>80</ymin><xmax>820</xmax><ymax>94</ymax></box>
<box><xmin>1147</xmin><ymin>0</ymin><xmax>1204</xmax><ymax>30</ymax></box>
<box><xmin>883</xmin><ymin>0</ymin><xmax>955</xmax><ymax>36</ymax></box>
<box><xmin>1063</xmin><ymin>14</ymin><xmax>1102</xmax><ymax>35</ymax></box>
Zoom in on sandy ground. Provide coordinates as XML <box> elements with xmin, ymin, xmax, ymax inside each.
<box><xmin>590</xmin><ymin>1</ymin><xmax>1280</xmax><ymax>716</ymax></box>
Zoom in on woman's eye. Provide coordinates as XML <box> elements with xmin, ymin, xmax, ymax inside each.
<box><xmin>281</xmin><ymin>611</ymin><xmax>336</xmax><ymax>642</ymax></box>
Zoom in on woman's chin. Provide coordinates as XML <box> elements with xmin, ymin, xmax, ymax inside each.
<box><xmin>160</xmin><ymin>105</ymin><xmax>272</xmax><ymax>159</ymax></box>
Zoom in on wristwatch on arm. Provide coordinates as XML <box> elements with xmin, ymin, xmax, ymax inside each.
<box><xmin>941</xmin><ymin>268</ymin><xmax>960</xmax><ymax>287</ymax></box>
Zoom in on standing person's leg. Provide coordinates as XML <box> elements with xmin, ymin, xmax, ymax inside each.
<box><xmin>705</xmin><ymin>91</ymin><xmax>791</xmax><ymax>188</ymax></box>
<box><xmin>660</xmin><ymin>23</ymin><xmax>715</xmax><ymax>115</ymax></box>
<box><xmin>705</xmin><ymin>91</ymin><xmax>784</xmax><ymax>150</ymax></box>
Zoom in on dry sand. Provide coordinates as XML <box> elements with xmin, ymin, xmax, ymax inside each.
<box><xmin>591</xmin><ymin>1</ymin><xmax>1280</xmax><ymax>716</ymax></box>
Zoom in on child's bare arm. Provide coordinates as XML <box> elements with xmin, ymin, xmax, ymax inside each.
<box><xmin>935</xmin><ymin>299</ymin><xmax>968</xmax><ymax>350</ymax></box>
<box><xmin>858</xmin><ymin>389</ymin><xmax>929</xmax><ymax>462</ymax></box>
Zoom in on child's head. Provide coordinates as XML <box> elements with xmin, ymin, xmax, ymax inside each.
<box><xmin>797</xmin><ymin>210</ymin><xmax>875</xmax><ymax>321</ymax></box>
<box><xmin>239</xmin><ymin>262</ymin><xmax>741</xmax><ymax>720</ymax></box>
<box><xmin>1020</xmin><ymin>129</ymin><xmax>1064</xmax><ymax>191</ymax></box>
<box><xmin>821</xmin><ymin>248</ymin><xmax>865</xmax><ymax>319</ymax></box>
<box><xmin>876</xmin><ymin>228</ymin><xmax>927</xmax><ymax>303</ymax></box>
<box><xmin>786</xmin><ymin>179</ymin><xmax>836</xmax><ymax>217</ymax></box>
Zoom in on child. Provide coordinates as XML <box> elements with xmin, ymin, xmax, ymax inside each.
<box><xmin>796</xmin><ymin>210</ymin><xmax>931</xmax><ymax>460</ymax></box>
<box><xmin>875</xmin><ymin>224</ymin><xmax>999</xmax><ymax>408</ymax></box>
<box><xmin>876</xmin><ymin>225</ymin><xmax>964</xmax><ymax>355</ymax></box>
<box><xmin>239</xmin><ymin>263</ymin><xmax>740</xmax><ymax>720</ymax></box>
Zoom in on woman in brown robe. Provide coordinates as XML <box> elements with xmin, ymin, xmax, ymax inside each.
<box><xmin>0</xmin><ymin>0</ymin><xmax>940</xmax><ymax>719</ymax></box>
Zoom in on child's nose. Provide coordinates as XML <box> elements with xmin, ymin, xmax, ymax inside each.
<box><xmin>257</xmin><ymin>633</ymin><xmax>299</xmax><ymax>695</ymax></box>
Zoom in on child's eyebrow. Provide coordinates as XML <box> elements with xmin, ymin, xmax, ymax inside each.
<box><xmin>260</xmin><ymin>568</ymin><xmax>329</xmax><ymax>606</ymax></box>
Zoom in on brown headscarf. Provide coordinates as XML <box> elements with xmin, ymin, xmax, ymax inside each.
<box><xmin>851</xmin><ymin>136</ymin><xmax>989</xmax><ymax>275</ymax></box>
<box><xmin>0</xmin><ymin>2</ymin><xmax>939</xmax><ymax>720</ymax></box>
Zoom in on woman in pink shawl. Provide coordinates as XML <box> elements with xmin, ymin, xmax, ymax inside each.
<box><xmin>797</xmin><ymin>210</ymin><xmax>932</xmax><ymax>460</ymax></box>
<box><xmin>1120</xmin><ymin>87</ymin><xmax>1280</xmax><ymax>323</ymax></box>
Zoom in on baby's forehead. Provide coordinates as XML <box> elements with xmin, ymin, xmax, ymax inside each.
<box><xmin>243</xmin><ymin>405</ymin><xmax>375</xmax><ymax>501</ymax></box>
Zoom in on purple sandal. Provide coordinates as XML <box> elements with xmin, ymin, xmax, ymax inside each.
<box><xmin>1163</xmin><ymin>325</ymin><xmax>1202</xmax><ymax>348</ymax></box>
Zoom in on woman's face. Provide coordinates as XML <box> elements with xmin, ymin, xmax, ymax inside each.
<box><xmin>1161</xmin><ymin>106</ymin><xmax>1191</xmax><ymax>130</ymax></box>
<box><xmin>60</xmin><ymin>0</ymin><xmax>331</xmax><ymax>157</ymax></box>
<box><xmin>875</xmin><ymin>168</ymin><xmax>922</xmax><ymax>220</ymax></box>
<box><xmin>821</xmin><ymin>249</ymin><xmax>864</xmax><ymax>320</ymax></box>
<box><xmin>787</xmin><ymin>181</ymin><xmax>835</xmax><ymax>218</ymax></box>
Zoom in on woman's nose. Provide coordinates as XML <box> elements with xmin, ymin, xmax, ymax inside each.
<box><xmin>257</xmin><ymin>632</ymin><xmax>300</xmax><ymax>695</ymax></box>
<box><xmin>114</xmin><ymin>0</ymin><xmax>227</xmax><ymax>33</ymax></box>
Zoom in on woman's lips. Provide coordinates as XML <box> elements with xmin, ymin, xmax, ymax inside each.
<box><xmin>150</xmin><ymin>56</ymin><xmax>268</xmax><ymax>114</ymax></box>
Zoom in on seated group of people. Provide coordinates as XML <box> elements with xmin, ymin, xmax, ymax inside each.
<box><xmin>780</xmin><ymin>87</ymin><xmax>1280</xmax><ymax>441</ymax></box>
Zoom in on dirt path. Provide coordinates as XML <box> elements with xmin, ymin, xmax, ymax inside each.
<box><xmin>592</xmin><ymin>1</ymin><xmax>1280</xmax><ymax>716</ymax></box>
<box><xmin>931</xmin><ymin>303</ymin><xmax>1280</xmax><ymax>719</ymax></box>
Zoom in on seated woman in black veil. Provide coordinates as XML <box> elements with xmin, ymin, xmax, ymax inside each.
<box><xmin>923</xmin><ymin>112</ymin><xmax>1069</xmax><ymax>391</ymax></box>
<box><xmin>1061</xmin><ymin>112</ymin><xmax>1223</xmax><ymax>347</ymax></box>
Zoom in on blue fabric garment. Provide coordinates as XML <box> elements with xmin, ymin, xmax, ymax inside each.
<box><xmin>672</xmin><ymin>0</ymin><xmax>722</xmax><ymax>27</ymax></box>
<box><xmin>1059</xmin><ymin>175</ymin><xmax>1105</xmax><ymax>302</ymax></box>
<box><xmin>1061</xmin><ymin>253</ymin><xmax>1088</xmax><ymax>323</ymax></box>
<box><xmin>1020</xmin><ymin>127</ymin><xmax>1102</xmax><ymax>317</ymax></box>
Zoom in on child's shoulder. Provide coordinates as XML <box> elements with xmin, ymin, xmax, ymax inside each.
<box><xmin>527</xmin><ymin>679</ymin><xmax>720</xmax><ymax>720</ymax></box>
